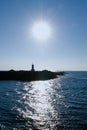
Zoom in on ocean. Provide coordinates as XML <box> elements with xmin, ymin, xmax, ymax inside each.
<box><xmin>0</xmin><ymin>71</ymin><xmax>87</xmax><ymax>130</ymax></box>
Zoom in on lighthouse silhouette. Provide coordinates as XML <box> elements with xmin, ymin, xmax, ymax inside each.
<box><xmin>31</xmin><ymin>64</ymin><xmax>35</xmax><ymax>71</ymax></box>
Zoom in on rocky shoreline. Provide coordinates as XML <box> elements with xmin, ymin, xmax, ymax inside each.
<box><xmin>0</xmin><ymin>70</ymin><xmax>65</xmax><ymax>81</ymax></box>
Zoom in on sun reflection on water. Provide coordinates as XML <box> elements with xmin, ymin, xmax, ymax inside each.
<box><xmin>23</xmin><ymin>81</ymin><xmax>53</xmax><ymax>120</ymax></box>
<box><xmin>16</xmin><ymin>79</ymin><xmax>63</xmax><ymax>129</ymax></box>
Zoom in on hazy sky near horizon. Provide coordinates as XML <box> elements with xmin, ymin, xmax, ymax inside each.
<box><xmin>0</xmin><ymin>0</ymin><xmax>87</xmax><ymax>71</ymax></box>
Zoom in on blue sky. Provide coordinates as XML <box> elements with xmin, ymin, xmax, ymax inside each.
<box><xmin>0</xmin><ymin>0</ymin><xmax>87</xmax><ymax>71</ymax></box>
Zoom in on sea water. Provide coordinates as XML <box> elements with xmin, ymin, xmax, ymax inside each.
<box><xmin>0</xmin><ymin>71</ymin><xmax>87</xmax><ymax>130</ymax></box>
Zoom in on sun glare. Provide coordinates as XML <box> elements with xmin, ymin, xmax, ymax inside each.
<box><xmin>31</xmin><ymin>21</ymin><xmax>51</xmax><ymax>42</ymax></box>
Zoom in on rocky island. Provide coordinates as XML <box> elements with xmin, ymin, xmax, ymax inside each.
<box><xmin>0</xmin><ymin>65</ymin><xmax>65</xmax><ymax>81</ymax></box>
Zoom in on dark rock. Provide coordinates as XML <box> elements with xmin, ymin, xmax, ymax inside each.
<box><xmin>0</xmin><ymin>70</ymin><xmax>65</xmax><ymax>81</ymax></box>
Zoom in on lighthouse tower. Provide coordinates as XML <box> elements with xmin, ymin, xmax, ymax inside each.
<box><xmin>31</xmin><ymin>64</ymin><xmax>35</xmax><ymax>71</ymax></box>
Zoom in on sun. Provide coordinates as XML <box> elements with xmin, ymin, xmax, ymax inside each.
<box><xmin>31</xmin><ymin>20</ymin><xmax>51</xmax><ymax>42</ymax></box>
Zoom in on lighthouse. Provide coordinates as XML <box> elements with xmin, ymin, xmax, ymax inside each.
<box><xmin>31</xmin><ymin>64</ymin><xmax>35</xmax><ymax>71</ymax></box>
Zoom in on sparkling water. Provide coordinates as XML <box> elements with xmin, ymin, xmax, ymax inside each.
<box><xmin>0</xmin><ymin>71</ymin><xmax>87</xmax><ymax>129</ymax></box>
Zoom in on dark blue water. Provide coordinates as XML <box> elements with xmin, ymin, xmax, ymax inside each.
<box><xmin>0</xmin><ymin>71</ymin><xmax>87</xmax><ymax>130</ymax></box>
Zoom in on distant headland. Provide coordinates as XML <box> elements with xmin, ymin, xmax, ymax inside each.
<box><xmin>0</xmin><ymin>64</ymin><xmax>65</xmax><ymax>81</ymax></box>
